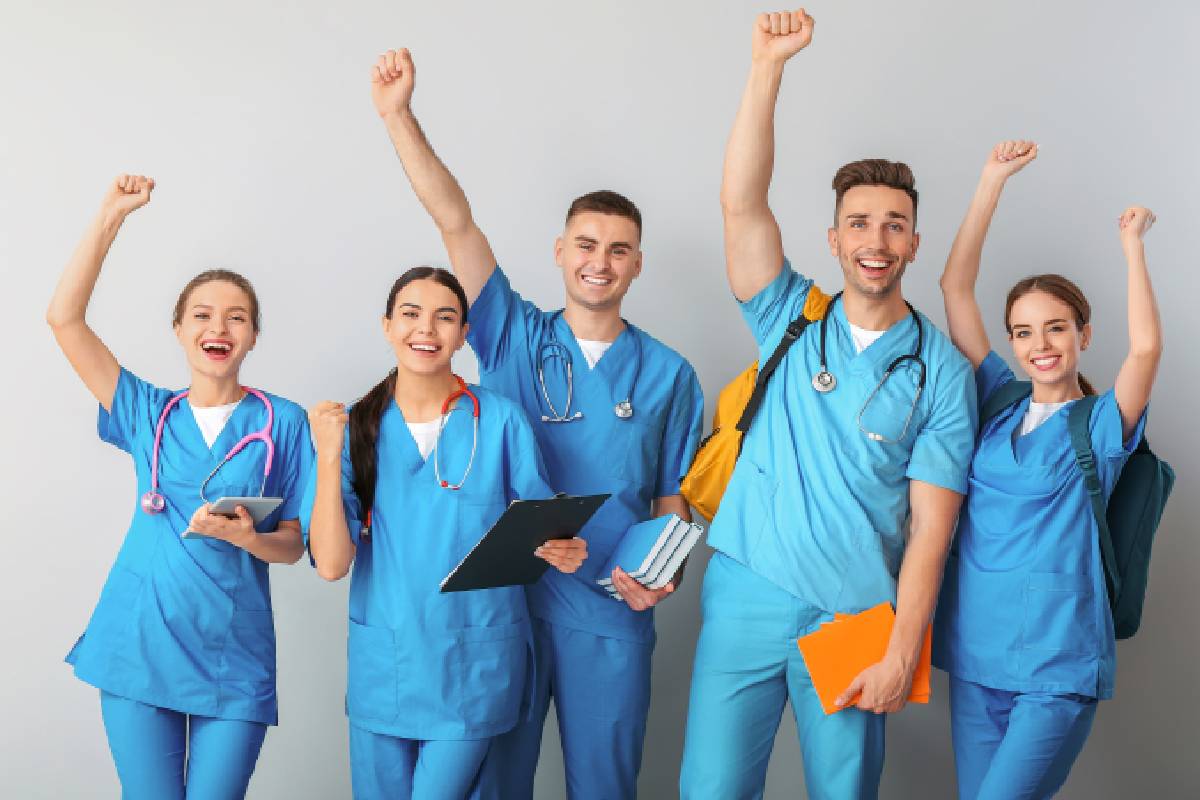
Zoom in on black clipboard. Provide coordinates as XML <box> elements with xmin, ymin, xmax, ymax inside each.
<box><xmin>440</xmin><ymin>494</ymin><xmax>610</xmax><ymax>593</ymax></box>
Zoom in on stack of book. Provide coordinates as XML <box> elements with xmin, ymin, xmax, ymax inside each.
<box><xmin>595</xmin><ymin>514</ymin><xmax>703</xmax><ymax>600</ymax></box>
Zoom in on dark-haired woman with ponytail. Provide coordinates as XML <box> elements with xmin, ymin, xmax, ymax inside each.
<box><xmin>932</xmin><ymin>142</ymin><xmax>1163</xmax><ymax>799</ymax></box>
<box><xmin>47</xmin><ymin>176</ymin><xmax>314</xmax><ymax>798</ymax></box>
<box><xmin>302</xmin><ymin>267</ymin><xmax>585</xmax><ymax>799</ymax></box>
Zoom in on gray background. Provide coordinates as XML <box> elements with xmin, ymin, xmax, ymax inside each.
<box><xmin>1</xmin><ymin>0</ymin><xmax>1196</xmax><ymax>797</ymax></box>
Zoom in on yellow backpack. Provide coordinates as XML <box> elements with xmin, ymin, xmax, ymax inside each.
<box><xmin>681</xmin><ymin>286</ymin><xmax>832</xmax><ymax>521</ymax></box>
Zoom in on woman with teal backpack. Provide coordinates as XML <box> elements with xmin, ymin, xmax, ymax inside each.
<box><xmin>932</xmin><ymin>140</ymin><xmax>1163</xmax><ymax>799</ymax></box>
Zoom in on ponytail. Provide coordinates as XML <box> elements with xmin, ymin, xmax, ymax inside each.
<box><xmin>1078</xmin><ymin>373</ymin><xmax>1097</xmax><ymax>397</ymax></box>
<box><xmin>349</xmin><ymin>369</ymin><xmax>397</xmax><ymax>522</ymax></box>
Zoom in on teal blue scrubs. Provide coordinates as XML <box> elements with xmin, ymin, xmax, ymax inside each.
<box><xmin>467</xmin><ymin>267</ymin><xmax>704</xmax><ymax>798</ymax></box>
<box><xmin>300</xmin><ymin>384</ymin><xmax>554</xmax><ymax>796</ymax></box>
<box><xmin>680</xmin><ymin>262</ymin><xmax>976</xmax><ymax>799</ymax></box>
<box><xmin>67</xmin><ymin>367</ymin><xmax>313</xmax><ymax>795</ymax></box>
<box><xmin>933</xmin><ymin>351</ymin><xmax>1146</xmax><ymax>799</ymax></box>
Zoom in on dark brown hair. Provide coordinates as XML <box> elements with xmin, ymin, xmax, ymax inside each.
<box><xmin>348</xmin><ymin>267</ymin><xmax>470</xmax><ymax>518</ymax></box>
<box><xmin>1004</xmin><ymin>274</ymin><xmax>1097</xmax><ymax>396</ymax></box>
<box><xmin>566</xmin><ymin>190</ymin><xmax>642</xmax><ymax>238</ymax></box>
<box><xmin>831</xmin><ymin>159</ymin><xmax>919</xmax><ymax>226</ymax></box>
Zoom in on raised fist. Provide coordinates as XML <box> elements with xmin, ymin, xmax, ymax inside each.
<box><xmin>371</xmin><ymin>48</ymin><xmax>415</xmax><ymax>119</ymax></box>
<box><xmin>1118</xmin><ymin>206</ymin><xmax>1156</xmax><ymax>242</ymax></box>
<box><xmin>101</xmin><ymin>174</ymin><xmax>154</xmax><ymax>218</ymax></box>
<box><xmin>309</xmin><ymin>401</ymin><xmax>349</xmax><ymax>457</ymax></box>
<box><xmin>982</xmin><ymin>140</ymin><xmax>1038</xmax><ymax>182</ymax></box>
<box><xmin>752</xmin><ymin>9</ymin><xmax>814</xmax><ymax>64</ymax></box>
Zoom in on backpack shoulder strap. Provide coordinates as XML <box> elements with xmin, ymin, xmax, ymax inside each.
<box><xmin>1067</xmin><ymin>395</ymin><xmax>1120</xmax><ymax>602</ymax></box>
<box><xmin>736</xmin><ymin>285</ymin><xmax>831</xmax><ymax>432</ymax></box>
<box><xmin>980</xmin><ymin>379</ymin><xmax>1033</xmax><ymax>426</ymax></box>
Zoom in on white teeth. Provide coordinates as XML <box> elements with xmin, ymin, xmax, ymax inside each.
<box><xmin>859</xmin><ymin>259</ymin><xmax>889</xmax><ymax>269</ymax></box>
<box><xmin>411</xmin><ymin>344</ymin><xmax>438</xmax><ymax>352</ymax></box>
<box><xmin>581</xmin><ymin>275</ymin><xmax>612</xmax><ymax>285</ymax></box>
<box><xmin>202</xmin><ymin>342</ymin><xmax>231</xmax><ymax>352</ymax></box>
<box><xmin>1032</xmin><ymin>357</ymin><xmax>1058</xmax><ymax>366</ymax></box>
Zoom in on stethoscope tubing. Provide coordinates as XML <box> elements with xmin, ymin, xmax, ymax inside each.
<box><xmin>534</xmin><ymin>311</ymin><xmax>641</xmax><ymax>423</ymax></box>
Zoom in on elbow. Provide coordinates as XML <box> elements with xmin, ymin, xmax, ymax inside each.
<box><xmin>45</xmin><ymin>307</ymin><xmax>74</xmax><ymax>331</ymax></box>
<box><xmin>719</xmin><ymin>191</ymin><xmax>759</xmax><ymax>220</ymax></box>
<box><xmin>315</xmin><ymin>559</ymin><xmax>350</xmax><ymax>582</ymax></box>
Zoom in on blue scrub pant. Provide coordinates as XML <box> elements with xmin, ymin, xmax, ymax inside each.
<box><xmin>349</xmin><ymin>723</ymin><xmax>490</xmax><ymax>800</ymax></box>
<box><xmin>99</xmin><ymin>690</ymin><xmax>267</xmax><ymax>800</ymax></box>
<box><xmin>949</xmin><ymin>676</ymin><xmax>1097</xmax><ymax>800</ymax></box>
<box><xmin>477</xmin><ymin>617</ymin><xmax>653</xmax><ymax>799</ymax></box>
<box><xmin>680</xmin><ymin>554</ymin><xmax>885</xmax><ymax>800</ymax></box>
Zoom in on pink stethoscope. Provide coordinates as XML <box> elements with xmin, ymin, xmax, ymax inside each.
<box><xmin>140</xmin><ymin>387</ymin><xmax>275</xmax><ymax>515</ymax></box>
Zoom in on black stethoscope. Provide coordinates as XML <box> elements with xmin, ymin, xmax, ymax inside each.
<box><xmin>535</xmin><ymin>311</ymin><xmax>641</xmax><ymax>423</ymax></box>
<box><xmin>812</xmin><ymin>292</ymin><xmax>927</xmax><ymax>443</ymax></box>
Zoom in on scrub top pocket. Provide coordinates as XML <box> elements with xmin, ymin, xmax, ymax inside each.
<box><xmin>1021</xmin><ymin>572</ymin><xmax>1098</xmax><ymax>657</ymax></box>
<box><xmin>346</xmin><ymin>619</ymin><xmax>400</xmax><ymax>724</ymax></box>
<box><xmin>451</xmin><ymin>621</ymin><xmax>528</xmax><ymax>729</ymax></box>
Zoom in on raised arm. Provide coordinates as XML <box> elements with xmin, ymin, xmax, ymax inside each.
<box><xmin>372</xmin><ymin>49</ymin><xmax>496</xmax><ymax>305</ymax></box>
<box><xmin>307</xmin><ymin>402</ymin><xmax>357</xmax><ymax>581</ymax></box>
<box><xmin>722</xmin><ymin>9</ymin><xmax>813</xmax><ymax>302</ymax></box>
<box><xmin>1113</xmin><ymin>207</ymin><xmax>1162</xmax><ymax>438</ymax></box>
<box><xmin>47</xmin><ymin>175</ymin><xmax>154</xmax><ymax>411</ymax></box>
<box><xmin>939</xmin><ymin>141</ymin><xmax>1038</xmax><ymax>368</ymax></box>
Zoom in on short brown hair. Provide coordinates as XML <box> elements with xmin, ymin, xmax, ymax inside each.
<box><xmin>172</xmin><ymin>269</ymin><xmax>261</xmax><ymax>332</ymax></box>
<box><xmin>566</xmin><ymin>190</ymin><xmax>642</xmax><ymax>238</ymax></box>
<box><xmin>832</xmin><ymin>159</ymin><xmax>919</xmax><ymax>226</ymax></box>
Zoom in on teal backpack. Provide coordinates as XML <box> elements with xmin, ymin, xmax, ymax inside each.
<box><xmin>980</xmin><ymin>381</ymin><xmax>1175</xmax><ymax>639</ymax></box>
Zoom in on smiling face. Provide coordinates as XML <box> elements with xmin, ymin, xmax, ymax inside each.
<box><xmin>554</xmin><ymin>211</ymin><xmax>643</xmax><ymax>313</ymax></box>
<box><xmin>173</xmin><ymin>279</ymin><xmax>258</xmax><ymax>381</ymax></box>
<box><xmin>827</xmin><ymin>185</ymin><xmax>920</xmax><ymax>300</ymax></box>
<box><xmin>383</xmin><ymin>277</ymin><xmax>469</xmax><ymax>377</ymax></box>
<box><xmin>1007</xmin><ymin>289</ymin><xmax>1091</xmax><ymax>394</ymax></box>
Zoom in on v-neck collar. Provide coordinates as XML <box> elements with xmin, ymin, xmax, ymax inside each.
<box><xmin>830</xmin><ymin>300</ymin><xmax>920</xmax><ymax>377</ymax></box>
<box><xmin>180</xmin><ymin>393</ymin><xmax>251</xmax><ymax>460</ymax></box>
<box><xmin>552</xmin><ymin>312</ymin><xmax>636</xmax><ymax>388</ymax></box>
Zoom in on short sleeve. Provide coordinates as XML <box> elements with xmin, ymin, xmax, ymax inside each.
<box><xmin>739</xmin><ymin>259</ymin><xmax>814</xmax><ymax>357</ymax></box>
<box><xmin>274</xmin><ymin>409</ymin><xmax>315</xmax><ymax>521</ymax></box>
<box><xmin>975</xmin><ymin>350</ymin><xmax>1016</xmax><ymax>408</ymax></box>
<box><xmin>655</xmin><ymin>365</ymin><xmax>705</xmax><ymax>498</ymax></box>
<box><xmin>299</xmin><ymin>427</ymin><xmax>365</xmax><ymax>563</ymax></box>
<box><xmin>1090</xmin><ymin>389</ymin><xmax>1148</xmax><ymax>462</ymax></box>
<box><xmin>907</xmin><ymin>355</ymin><xmax>978</xmax><ymax>494</ymax></box>
<box><xmin>97</xmin><ymin>367</ymin><xmax>171</xmax><ymax>454</ymax></box>
<box><xmin>504</xmin><ymin>410</ymin><xmax>554</xmax><ymax>503</ymax></box>
<box><xmin>467</xmin><ymin>266</ymin><xmax>542</xmax><ymax>373</ymax></box>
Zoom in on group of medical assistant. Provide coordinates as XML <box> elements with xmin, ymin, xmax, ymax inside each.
<box><xmin>46</xmin><ymin>13</ymin><xmax>1166</xmax><ymax>800</ymax></box>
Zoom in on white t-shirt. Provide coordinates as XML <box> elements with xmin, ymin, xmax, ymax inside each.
<box><xmin>407</xmin><ymin>417</ymin><xmax>447</xmax><ymax>460</ymax></box>
<box><xmin>1019</xmin><ymin>401</ymin><xmax>1071</xmax><ymax>437</ymax></box>
<box><xmin>191</xmin><ymin>401</ymin><xmax>240</xmax><ymax>448</ymax></box>
<box><xmin>848</xmin><ymin>323</ymin><xmax>887</xmax><ymax>354</ymax></box>
<box><xmin>576</xmin><ymin>338</ymin><xmax>613</xmax><ymax>369</ymax></box>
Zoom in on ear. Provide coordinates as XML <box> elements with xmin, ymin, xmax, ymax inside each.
<box><xmin>554</xmin><ymin>236</ymin><xmax>565</xmax><ymax>268</ymax></box>
<box><xmin>1079</xmin><ymin>322</ymin><xmax>1092</xmax><ymax>351</ymax></box>
<box><xmin>381</xmin><ymin>315</ymin><xmax>392</xmax><ymax>337</ymax></box>
<box><xmin>247</xmin><ymin>331</ymin><xmax>258</xmax><ymax>353</ymax></box>
<box><xmin>454</xmin><ymin>322</ymin><xmax>470</xmax><ymax>352</ymax></box>
<box><xmin>827</xmin><ymin>227</ymin><xmax>840</xmax><ymax>257</ymax></box>
<box><xmin>631</xmin><ymin>250</ymin><xmax>643</xmax><ymax>280</ymax></box>
<box><xmin>909</xmin><ymin>231</ymin><xmax>921</xmax><ymax>261</ymax></box>
<box><xmin>174</xmin><ymin>322</ymin><xmax>184</xmax><ymax>347</ymax></box>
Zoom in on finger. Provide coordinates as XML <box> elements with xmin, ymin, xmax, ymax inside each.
<box><xmin>769</xmin><ymin>12</ymin><xmax>781</xmax><ymax>34</ymax></box>
<box><xmin>757</xmin><ymin>12</ymin><xmax>771</xmax><ymax>32</ymax></box>
<box><xmin>779</xmin><ymin>12</ymin><xmax>792</xmax><ymax>34</ymax></box>
<box><xmin>235</xmin><ymin>506</ymin><xmax>253</xmax><ymax>523</ymax></box>
<box><xmin>372</xmin><ymin>64</ymin><xmax>387</xmax><ymax>84</ymax></box>
<box><xmin>398</xmin><ymin>47</ymin><xmax>413</xmax><ymax>77</ymax></box>
<box><xmin>836</xmin><ymin>674</ymin><xmax>866</xmax><ymax>708</ymax></box>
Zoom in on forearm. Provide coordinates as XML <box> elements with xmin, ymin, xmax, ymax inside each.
<box><xmin>308</xmin><ymin>456</ymin><xmax>356</xmax><ymax>580</ymax></box>
<box><xmin>721</xmin><ymin>60</ymin><xmax>784</xmax><ymax>217</ymax></box>
<box><xmin>941</xmin><ymin>174</ymin><xmax>1006</xmax><ymax>294</ymax></box>
<box><xmin>382</xmin><ymin>109</ymin><xmax>475</xmax><ymax>236</ymax></box>
<box><xmin>238</xmin><ymin>525</ymin><xmax>306</xmax><ymax>564</ymax></box>
<box><xmin>887</xmin><ymin>533</ymin><xmax>947</xmax><ymax>672</ymax></box>
<box><xmin>47</xmin><ymin>209</ymin><xmax>125</xmax><ymax>329</ymax></box>
<box><xmin>1123</xmin><ymin>240</ymin><xmax>1162</xmax><ymax>359</ymax></box>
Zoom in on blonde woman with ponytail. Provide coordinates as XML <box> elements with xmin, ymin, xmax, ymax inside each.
<box><xmin>932</xmin><ymin>141</ymin><xmax>1163</xmax><ymax>799</ymax></box>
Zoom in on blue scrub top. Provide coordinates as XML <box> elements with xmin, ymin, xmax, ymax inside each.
<box><xmin>467</xmin><ymin>267</ymin><xmax>704</xmax><ymax>644</ymax></box>
<box><xmin>932</xmin><ymin>351</ymin><xmax>1146</xmax><ymax>699</ymax></box>
<box><xmin>300</xmin><ymin>384</ymin><xmax>554</xmax><ymax>740</ymax></box>
<box><xmin>709</xmin><ymin>261</ymin><xmax>977</xmax><ymax>613</ymax></box>
<box><xmin>66</xmin><ymin>367</ymin><xmax>314</xmax><ymax>725</ymax></box>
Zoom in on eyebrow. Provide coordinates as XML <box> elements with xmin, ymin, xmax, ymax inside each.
<box><xmin>845</xmin><ymin>212</ymin><xmax>910</xmax><ymax>221</ymax></box>
<box><xmin>191</xmin><ymin>303</ymin><xmax>249</xmax><ymax>313</ymax></box>
<box><xmin>574</xmin><ymin>235</ymin><xmax>635</xmax><ymax>249</ymax></box>
<box><xmin>398</xmin><ymin>302</ymin><xmax>459</xmax><ymax>316</ymax></box>
<box><xmin>1010</xmin><ymin>319</ymin><xmax>1070</xmax><ymax>329</ymax></box>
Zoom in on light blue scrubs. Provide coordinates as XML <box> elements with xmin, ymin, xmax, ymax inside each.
<box><xmin>680</xmin><ymin>262</ymin><xmax>977</xmax><ymax>799</ymax></box>
<box><xmin>67</xmin><ymin>367</ymin><xmax>313</xmax><ymax>797</ymax></box>
<box><xmin>933</xmin><ymin>351</ymin><xmax>1146</xmax><ymax>799</ymax></box>
<box><xmin>300</xmin><ymin>384</ymin><xmax>554</xmax><ymax>799</ymax></box>
<box><xmin>467</xmin><ymin>266</ymin><xmax>704</xmax><ymax>798</ymax></box>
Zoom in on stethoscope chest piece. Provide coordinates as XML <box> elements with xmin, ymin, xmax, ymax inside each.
<box><xmin>812</xmin><ymin>370</ymin><xmax>837</xmax><ymax>393</ymax></box>
<box><xmin>614</xmin><ymin>400</ymin><xmax>634</xmax><ymax>419</ymax></box>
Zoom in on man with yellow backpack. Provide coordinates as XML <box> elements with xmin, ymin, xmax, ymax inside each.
<box><xmin>679</xmin><ymin>9</ymin><xmax>978</xmax><ymax>799</ymax></box>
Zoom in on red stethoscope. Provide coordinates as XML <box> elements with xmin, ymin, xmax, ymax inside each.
<box><xmin>434</xmin><ymin>375</ymin><xmax>480</xmax><ymax>490</ymax></box>
<box><xmin>140</xmin><ymin>387</ymin><xmax>275</xmax><ymax>514</ymax></box>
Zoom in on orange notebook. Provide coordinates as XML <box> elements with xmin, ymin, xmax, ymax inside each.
<box><xmin>796</xmin><ymin>602</ymin><xmax>932</xmax><ymax>715</ymax></box>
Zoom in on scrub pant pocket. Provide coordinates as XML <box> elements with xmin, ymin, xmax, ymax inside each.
<box><xmin>949</xmin><ymin>677</ymin><xmax>1097</xmax><ymax>800</ymax></box>
<box><xmin>349</xmin><ymin>723</ymin><xmax>489</xmax><ymax>800</ymax></box>
<box><xmin>99</xmin><ymin>690</ymin><xmax>267</xmax><ymax>800</ymax></box>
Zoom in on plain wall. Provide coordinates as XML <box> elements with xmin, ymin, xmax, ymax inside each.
<box><xmin>1</xmin><ymin>1</ymin><xmax>1196</xmax><ymax>796</ymax></box>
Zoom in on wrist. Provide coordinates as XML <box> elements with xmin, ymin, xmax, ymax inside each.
<box><xmin>379</xmin><ymin>106</ymin><xmax>415</xmax><ymax>125</ymax></box>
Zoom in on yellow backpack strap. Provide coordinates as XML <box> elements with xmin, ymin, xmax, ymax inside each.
<box><xmin>802</xmin><ymin>284</ymin><xmax>832</xmax><ymax>321</ymax></box>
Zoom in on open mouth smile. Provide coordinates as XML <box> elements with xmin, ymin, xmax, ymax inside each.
<box><xmin>200</xmin><ymin>339</ymin><xmax>234</xmax><ymax>361</ymax></box>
